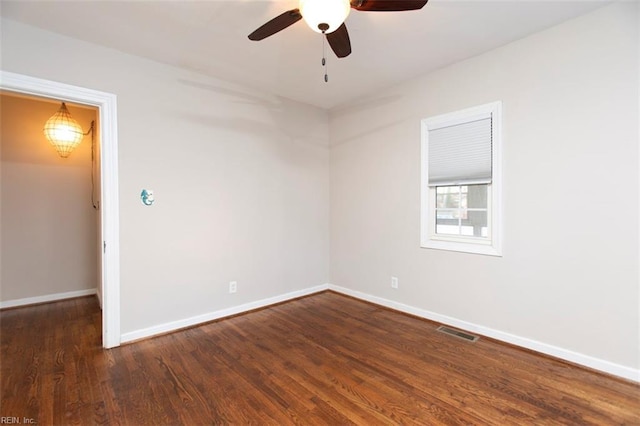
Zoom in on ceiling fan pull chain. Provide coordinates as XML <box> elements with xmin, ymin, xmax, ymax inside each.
<box><xmin>324</xmin><ymin>57</ymin><xmax>329</xmax><ymax>82</ymax></box>
<box><xmin>322</xmin><ymin>33</ymin><xmax>329</xmax><ymax>83</ymax></box>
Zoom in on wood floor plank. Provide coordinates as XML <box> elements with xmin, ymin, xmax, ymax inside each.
<box><xmin>1</xmin><ymin>292</ymin><xmax>639</xmax><ymax>425</ymax></box>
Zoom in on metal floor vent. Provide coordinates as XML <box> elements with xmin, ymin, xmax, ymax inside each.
<box><xmin>436</xmin><ymin>326</ymin><xmax>479</xmax><ymax>342</ymax></box>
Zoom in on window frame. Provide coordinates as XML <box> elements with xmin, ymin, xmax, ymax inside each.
<box><xmin>420</xmin><ymin>102</ymin><xmax>503</xmax><ymax>256</ymax></box>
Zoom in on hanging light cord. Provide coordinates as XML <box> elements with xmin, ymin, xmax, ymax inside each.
<box><xmin>84</xmin><ymin>121</ymin><xmax>98</xmax><ymax>210</ymax></box>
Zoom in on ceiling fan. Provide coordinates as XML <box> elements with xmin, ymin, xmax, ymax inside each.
<box><xmin>248</xmin><ymin>0</ymin><xmax>429</xmax><ymax>59</ymax></box>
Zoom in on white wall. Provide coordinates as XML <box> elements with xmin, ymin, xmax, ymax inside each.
<box><xmin>0</xmin><ymin>19</ymin><xmax>331</xmax><ymax>334</ymax></box>
<box><xmin>0</xmin><ymin>94</ymin><xmax>98</xmax><ymax>302</ymax></box>
<box><xmin>330</xmin><ymin>3</ymin><xmax>639</xmax><ymax>372</ymax></box>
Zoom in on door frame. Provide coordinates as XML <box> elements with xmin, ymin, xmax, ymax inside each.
<box><xmin>1</xmin><ymin>71</ymin><xmax>121</xmax><ymax>348</ymax></box>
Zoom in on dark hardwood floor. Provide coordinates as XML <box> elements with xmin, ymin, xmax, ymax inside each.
<box><xmin>1</xmin><ymin>291</ymin><xmax>638</xmax><ymax>425</ymax></box>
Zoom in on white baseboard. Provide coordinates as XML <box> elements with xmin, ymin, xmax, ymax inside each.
<box><xmin>0</xmin><ymin>289</ymin><xmax>97</xmax><ymax>309</ymax></box>
<box><xmin>118</xmin><ymin>282</ymin><xmax>639</xmax><ymax>383</ymax></box>
<box><xmin>120</xmin><ymin>284</ymin><xmax>330</xmax><ymax>343</ymax></box>
<box><xmin>327</xmin><ymin>284</ymin><xmax>640</xmax><ymax>383</ymax></box>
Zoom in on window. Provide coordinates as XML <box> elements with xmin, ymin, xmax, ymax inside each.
<box><xmin>420</xmin><ymin>102</ymin><xmax>502</xmax><ymax>256</ymax></box>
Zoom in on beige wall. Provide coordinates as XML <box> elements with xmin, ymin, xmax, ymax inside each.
<box><xmin>330</xmin><ymin>3</ymin><xmax>639</xmax><ymax>371</ymax></box>
<box><xmin>0</xmin><ymin>18</ymin><xmax>331</xmax><ymax>334</ymax></box>
<box><xmin>1</xmin><ymin>94</ymin><xmax>99</xmax><ymax>301</ymax></box>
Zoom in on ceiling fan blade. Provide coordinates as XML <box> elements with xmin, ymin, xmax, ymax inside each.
<box><xmin>248</xmin><ymin>9</ymin><xmax>302</xmax><ymax>41</ymax></box>
<box><xmin>350</xmin><ymin>0</ymin><xmax>428</xmax><ymax>12</ymax></box>
<box><xmin>326</xmin><ymin>23</ymin><xmax>352</xmax><ymax>58</ymax></box>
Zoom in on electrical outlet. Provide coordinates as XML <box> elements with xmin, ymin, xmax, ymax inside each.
<box><xmin>391</xmin><ymin>276</ymin><xmax>398</xmax><ymax>289</ymax></box>
<box><xmin>229</xmin><ymin>281</ymin><xmax>237</xmax><ymax>294</ymax></box>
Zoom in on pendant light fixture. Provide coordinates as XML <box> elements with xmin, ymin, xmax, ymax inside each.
<box><xmin>42</xmin><ymin>101</ymin><xmax>98</xmax><ymax>209</ymax></box>
<box><xmin>43</xmin><ymin>102</ymin><xmax>85</xmax><ymax>158</ymax></box>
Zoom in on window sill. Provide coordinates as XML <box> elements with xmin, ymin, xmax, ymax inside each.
<box><xmin>421</xmin><ymin>238</ymin><xmax>502</xmax><ymax>257</ymax></box>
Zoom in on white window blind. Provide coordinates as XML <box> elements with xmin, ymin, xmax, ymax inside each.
<box><xmin>427</xmin><ymin>116</ymin><xmax>492</xmax><ymax>186</ymax></box>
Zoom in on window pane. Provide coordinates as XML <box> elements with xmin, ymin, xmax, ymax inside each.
<box><xmin>436</xmin><ymin>186</ymin><xmax>460</xmax><ymax>208</ymax></box>
<box><xmin>467</xmin><ymin>184</ymin><xmax>488</xmax><ymax>208</ymax></box>
<box><xmin>436</xmin><ymin>224</ymin><xmax>460</xmax><ymax>235</ymax></box>
<box><xmin>461</xmin><ymin>210</ymin><xmax>487</xmax><ymax>237</ymax></box>
<box><xmin>436</xmin><ymin>209</ymin><xmax>460</xmax><ymax>220</ymax></box>
<box><xmin>436</xmin><ymin>209</ymin><xmax>460</xmax><ymax>235</ymax></box>
<box><xmin>460</xmin><ymin>187</ymin><xmax>468</xmax><ymax>209</ymax></box>
<box><xmin>436</xmin><ymin>186</ymin><xmax>459</xmax><ymax>194</ymax></box>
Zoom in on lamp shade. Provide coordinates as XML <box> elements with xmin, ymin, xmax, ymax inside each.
<box><xmin>43</xmin><ymin>102</ymin><xmax>84</xmax><ymax>158</ymax></box>
<box><xmin>300</xmin><ymin>0</ymin><xmax>350</xmax><ymax>33</ymax></box>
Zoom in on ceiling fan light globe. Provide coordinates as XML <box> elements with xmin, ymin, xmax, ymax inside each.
<box><xmin>300</xmin><ymin>0</ymin><xmax>351</xmax><ymax>34</ymax></box>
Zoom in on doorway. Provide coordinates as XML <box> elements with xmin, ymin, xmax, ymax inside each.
<box><xmin>0</xmin><ymin>71</ymin><xmax>120</xmax><ymax>348</ymax></box>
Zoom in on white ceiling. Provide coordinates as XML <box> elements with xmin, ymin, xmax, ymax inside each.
<box><xmin>0</xmin><ymin>0</ymin><xmax>609</xmax><ymax>109</ymax></box>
